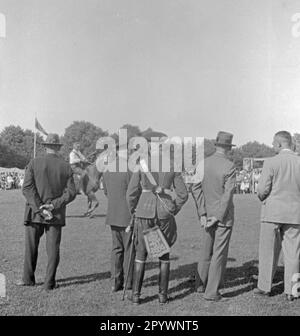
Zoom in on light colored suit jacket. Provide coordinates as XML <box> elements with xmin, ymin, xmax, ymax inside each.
<box><xmin>192</xmin><ymin>152</ymin><xmax>236</xmax><ymax>227</ymax></box>
<box><xmin>258</xmin><ymin>149</ymin><xmax>300</xmax><ymax>224</ymax></box>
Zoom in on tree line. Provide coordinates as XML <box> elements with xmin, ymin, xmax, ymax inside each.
<box><xmin>0</xmin><ymin>121</ymin><xmax>299</xmax><ymax>169</ymax></box>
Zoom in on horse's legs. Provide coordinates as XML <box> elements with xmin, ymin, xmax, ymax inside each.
<box><xmin>83</xmin><ymin>196</ymin><xmax>92</xmax><ymax>216</ymax></box>
<box><xmin>86</xmin><ymin>192</ymin><xmax>99</xmax><ymax>217</ymax></box>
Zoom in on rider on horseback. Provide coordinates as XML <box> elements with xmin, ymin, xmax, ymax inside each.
<box><xmin>69</xmin><ymin>142</ymin><xmax>88</xmax><ymax>194</ymax></box>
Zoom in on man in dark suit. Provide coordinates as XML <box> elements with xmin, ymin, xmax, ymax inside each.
<box><xmin>16</xmin><ymin>134</ymin><xmax>76</xmax><ymax>291</ymax></box>
<box><xmin>102</xmin><ymin>144</ymin><xmax>133</xmax><ymax>292</ymax></box>
<box><xmin>126</xmin><ymin>131</ymin><xmax>188</xmax><ymax>305</ymax></box>
<box><xmin>192</xmin><ymin>131</ymin><xmax>236</xmax><ymax>301</ymax></box>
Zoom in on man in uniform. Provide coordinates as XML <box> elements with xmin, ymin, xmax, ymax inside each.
<box><xmin>126</xmin><ymin>131</ymin><xmax>188</xmax><ymax>305</ymax></box>
<box><xmin>102</xmin><ymin>143</ymin><xmax>134</xmax><ymax>292</ymax></box>
<box><xmin>17</xmin><ymin>134</ymin><xmax>76</xmax><ymax>291</ymax></box>
<box><xmin>192</xmin><ymin>131</ymin><xmax>236</xmax><ymax>301</ymax></box>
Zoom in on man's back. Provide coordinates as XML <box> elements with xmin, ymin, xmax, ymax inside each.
<box><xmin>102</xmin><ymin>160</ymin><xmax>132</xmax><ymax>227</ymax></box>
<box><xmin>201</xmin><ymin>152</ymin><xmax>236</xmax><ymax>226</ymax></box>
<box><xmin>32</xmin><ymin>153</ymin><xmax>73</xmax><ymax>202</ymax></box>
<box><xmin>258</xmin><ymin>150</ymin><xmax>300</xmax><ymax>224</ymax></box>
<box><xmin>22</xmin><ymin>153</ymin><xmax>76</xmax><ymax>225</ymax></box>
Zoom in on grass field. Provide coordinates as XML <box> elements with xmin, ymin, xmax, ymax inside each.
<box><xmin>0</xmin><ymin>190</ymin><xmax>300</xmax><ymax>316</ymax></box>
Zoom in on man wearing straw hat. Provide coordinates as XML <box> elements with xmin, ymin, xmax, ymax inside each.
<box><xmin>16</xmin><ymin>134</ymin><xmax>76</xmax><ymax>291</ymax></box>
<box><xmin>192</xmin><ymin>131</ymin><xmax>236</xmax><ymax>301</ymax></box>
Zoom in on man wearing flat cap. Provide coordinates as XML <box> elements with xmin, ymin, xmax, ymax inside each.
<box><xmin>192</xmin><ymin>131</ymin><xmax>236</xmax><ymax>301</ymax></box>
<box><xmin>17</xmin><ymin>134</ymin><xmax>76</xmax><ymax>291</ymax></box>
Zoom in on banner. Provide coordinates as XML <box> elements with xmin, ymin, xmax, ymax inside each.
<box><xmin>35</xmin><ymin>118</ymin><xmax>48</xmax><ymax>136</ymax></box>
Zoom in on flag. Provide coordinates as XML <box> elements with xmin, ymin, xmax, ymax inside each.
<box><xmin>35</xmin><ymin>118</ymin><xmax>48</xmax><ymax>136</ymax></box>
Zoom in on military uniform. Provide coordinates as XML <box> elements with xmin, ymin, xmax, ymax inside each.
<box><xmin>126</xmin><ymin>134</ymin><xmax>188</xmax><ymax>304</ymax></box>
<box><xmin>21</xmin><ymin>135</ymin><xmax>76</xmax><ymax>290</ymax></box>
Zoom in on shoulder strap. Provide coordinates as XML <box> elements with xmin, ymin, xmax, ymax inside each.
<box><xmin>140</xmin><ymin>159</ymin><xmax>157</xmax><ymax>186</ymax></box>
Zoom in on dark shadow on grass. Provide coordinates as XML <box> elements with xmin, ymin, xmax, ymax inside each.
<box><xmin>57</xmin><ymin>272</ymin><xmax>111</xmax><ymax>288</ymax></box>
<box><xmin>270</xmin><ymin>267</ymin><xmax>284</xmax><ymax>296</ymax></box>
<box><xmin>222</xmin><ymin>260</ymin><xmax>284</xmax><ymax>298</ymax></box>
<box><xmin>66</xmin><ymin>214</ymin><xmax>106</xmax><ymax>219</ymax></box>
<box><xmin>89</xmin><ymin>214</ymin><xmax>106</xmax><ymax>218</ymax></box>
<box><xmin>55</xmin><ymin>259</ymin><xmax>172</xmax><ymax>289</ymax></box>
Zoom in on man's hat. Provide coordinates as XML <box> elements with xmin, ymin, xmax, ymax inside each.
<box><xmin>214</xmin><ymin>131</ymin><xmax>236</xmax><ymax>147</ymax></box>
<box><xmin>42</xmin><ymin>133</ymin><xmax>63</xmax><ymax>147</ymax></box>
<box><xmin>141</xmin><ymin>130</ymin><xmax>168</xmax><ymax>143</ymax></box>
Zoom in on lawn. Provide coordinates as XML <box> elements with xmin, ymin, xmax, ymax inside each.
<box><xmin>0</xmin><ymin>190</ymin><xmax>299</xmax><ymax>316</ymax></box>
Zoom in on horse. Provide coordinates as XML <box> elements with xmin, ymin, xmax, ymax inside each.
<box><xmin>73</xmin><ymin>159</ymin><xmax>103</xmax><ymax>218</ymax></box>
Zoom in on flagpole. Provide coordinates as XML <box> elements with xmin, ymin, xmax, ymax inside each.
<box><xmin>34</xmin><ymin>116</ymin><xmax>37</xmax><ymax>158</ymax></box>
<box><xmin>34</xmin><ymin>131</ymin><xmax>37</xmax><ymax>158</ymax></box>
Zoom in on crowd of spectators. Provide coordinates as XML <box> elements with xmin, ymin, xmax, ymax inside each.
<box><xmin>0</xmin><ymin>171</ymin><xmax>25</xmax><ymax>190</ymax></box>
<box><xmin>235</xmin><ymin>168</ymin><xmax>262</xmax><ymax>194</ymax></box>
<box><xmin>183</xmin><ymin>166</ymin><xmax>263</xmax><ymax>195</ymax></box>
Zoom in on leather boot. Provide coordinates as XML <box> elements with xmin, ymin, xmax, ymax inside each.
<box><xmin>158</xmin><ymin>260</ymin><xmax>170</xmax><ymax>304</ymax></box>
<box><xmin>131</xmin><ymin>260</ymin><xmax>145</xmax><ymax>305</ymax></box>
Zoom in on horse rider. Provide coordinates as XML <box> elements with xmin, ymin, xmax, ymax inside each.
<box><xmin>69</xmin><ymin>142</ymin><xmax>89</xmax><ymax>194</ymax></box>
<box><xmin>126</xmin><ymin>131</ymin><xmax>188</xmax><ymax>305</ymax></box>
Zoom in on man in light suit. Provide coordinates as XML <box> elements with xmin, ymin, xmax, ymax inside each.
<box><xmin>192</xmin><ymin>131</ymin><xmax>236</xmax><ymax>301</ymax></box>
<box><xmin>255</xmin><ymin>131</ymin><xmax>300</xmax><ymax>301</ymax></box>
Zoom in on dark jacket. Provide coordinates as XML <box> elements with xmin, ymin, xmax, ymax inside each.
<box><xmin>102</xmin><ymin>158</ymin><xmax>132</xmax><ymax>227</ymax></box>
<box><xmin>192</xmin><ymin>152</ymin><xmax>236</xmax><ymax>226</ymax></box>
<box><xmin>22</xmin><ymin>153</ymin><xmax>76</xmax><ymax>226</ymax></box>
<box><xmin>126</xmin><ymin>159</ymin><xmax>188</xmax><ymax>219</ymax></box>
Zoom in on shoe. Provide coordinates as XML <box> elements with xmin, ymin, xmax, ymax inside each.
<box><xmin>111</xmin><ymin>284</ymin><xmax>123</xmax><ymax>293</ymax></box>
<box><xmin>253</xmin><ymin>288</ymin><xmax>271</xmax><ymax>297</ymax></box>
<box><xmin>15</xmin><ymin>280</ymin><xmax>35</xmax><ymax>287</ymax></box>
<box><xmin>44</xmin><ymin>284</ymin><xmax>59</xmax><ymax>292</ymax></box>
<box><xmin>196</xmin><ymin>285</ymin><xmax>205</xmax><ymax>294</ymax></box>
<box><xmin>126</xmin><ymin>292</ymin><xmax>141</xmax><ymax>304</ymax></box>
<box><xmin>286</xmin><ymin>294</ymin><xmax>297</xmax><ymax>302</ymax></box>
<box><xmin>204</xmin><ymin>293</ymin><xmax>224</xmax><ymax>302</ymax></box>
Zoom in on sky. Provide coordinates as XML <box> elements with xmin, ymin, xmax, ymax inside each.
<box><xmin>1</xmin><ymin>0</ymin><xmax>300</xmax><ymax>146</ymax></box>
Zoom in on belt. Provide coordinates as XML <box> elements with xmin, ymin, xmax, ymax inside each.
<box><xmin>142</xmin><ymin>188</ymin><xmax>172</xmax><ymax>196</ymax></box>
